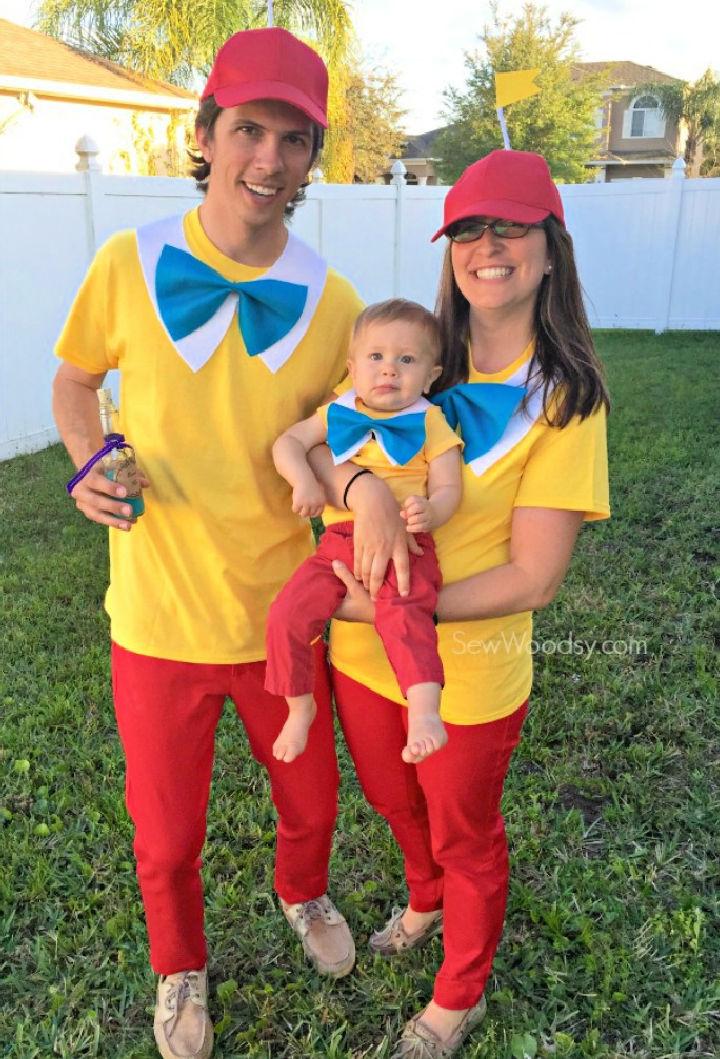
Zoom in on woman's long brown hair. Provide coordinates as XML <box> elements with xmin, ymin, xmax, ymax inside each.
<box><xmin>431</xmin><ymin>217</ymin><xmax>610</xmax><ymax>426</ymax></box>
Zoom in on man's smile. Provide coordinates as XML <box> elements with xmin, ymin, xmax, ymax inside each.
<box><xmin>241</xmin><ymin>180</ymin><xmax>281</xmax><ymax>198</ymax></box>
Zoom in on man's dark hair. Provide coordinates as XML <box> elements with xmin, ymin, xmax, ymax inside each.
<box><xmin>188</xmin><ymin>96</ymin><xmax>325</xmax><ymax>220</ymax></box>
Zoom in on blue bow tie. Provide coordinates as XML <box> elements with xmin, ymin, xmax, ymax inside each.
<box><xmin>155</xmin><ymin>244</ymin><xmax>308</xmax><ymax>357</ymax></box>
<box><xmin>327</xmin><ymin>403</ymin><xmax>427</xmax><ymax>466</ymax></box>
<box><xmin>431</xmin><ymin>382</ymin><xmax>526</xmax><ymax>462</ymax></box>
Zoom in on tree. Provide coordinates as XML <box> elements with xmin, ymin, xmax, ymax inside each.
<box><xmin>636</xmin><ymin>69</ymin><xmax>720</xmax><ymax>175</ymax></box>
<box><xmin>342</xmin><ymin>63</ymin><xmax>406</xmax><ymax>183</ymax></box>
<box><xmin>434</xmin><ymin>3</ymin><xmax>608</xmax><ymax>184</ymax></box>
<box><xmin>699</xmin><ymin>130</ymin><xmax>720</xmax><ymax>178</ymax></box>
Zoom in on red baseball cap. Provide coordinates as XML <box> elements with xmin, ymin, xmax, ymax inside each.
<box><xmin>431</xmin><ymin>149</ymin><xmax>565</xmax><ymax>241</ymax></box>
<box><xmin>202</xmin><ymin>27</ymin><xmax>329</xmax><ymax>128</ymax></box>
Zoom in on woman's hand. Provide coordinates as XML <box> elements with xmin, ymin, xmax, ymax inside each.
<box><xmin>331</xmin><ymin>561</ymin><xmax>375</xmax><ymax>623</ymax></box>
<box><xmin>348</xmin><ymin>473</ymin><xmax>423</xmax><ymax>598</ymax></box>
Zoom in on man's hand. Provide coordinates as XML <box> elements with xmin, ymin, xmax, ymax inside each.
<box><xmin>401</xmin><ymin>495</ymin><xmax>434</xmax><ymax>534</ymax></box>
<box><xmin>349</xmin><ymin>474</ymin><xmax>423</xmax><ymax>599</ymax></box>
<box><xmin>70</xmin><ymin>464</ymin><xmax>150</xmax><ymax>532</ymax></box>
<box><xmin>53</xmin><ymin>362</ymin><xmax>149</xmax><ymax>532</ymax></box>
<box><xmin>291</xmin><ymin>477</ymin><xmax>326</xmax><ymax>519</ymax></box>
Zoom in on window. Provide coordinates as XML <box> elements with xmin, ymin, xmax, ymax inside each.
<box><xmin>625</xmin><ymin>94</ymin><xmax>665</xmax><ymax>138</ymax></box>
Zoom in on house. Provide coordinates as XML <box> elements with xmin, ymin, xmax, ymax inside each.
<box><xmin>0</xmin><ymin>18</ymin><xmax>197</xmax><ymax>175</ymax></box>
<box><xmin>377</xmin><ymin>128</ymin><xmax>443</xmax><ymax>185</ymax></box>
<box><xmin>384</xmin><ymin>60</ymin><xmax>686</xmax><ymax>186</ymax></box>
<box><xmin>573</xmin><ymin>61</ymin><xmax>686</xmax><ymax>181</ymax></box>
<box><xmin>397</xmin><ymin>128</ymin><xmax>444</xmax><ymax>185</ymax></box>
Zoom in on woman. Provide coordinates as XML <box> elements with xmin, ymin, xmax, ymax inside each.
<box><xmin>317</xmin><ymin>149</ymin><xmax>610</xmax><ymax>1057</ymax></box>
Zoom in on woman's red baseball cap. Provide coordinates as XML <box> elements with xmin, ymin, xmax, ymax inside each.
<box><xmin>431</xmin><ymin>149</ymin><xmax>565</xmax><ymax>241</ymax></box>
<box><xmin>202</xmin><ymin>27</ymin><xmax>329</xmax><ymax>128</ymax></box>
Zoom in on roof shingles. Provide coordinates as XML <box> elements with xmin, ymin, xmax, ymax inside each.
<box><xmin>572</xmin><ymin>61</ymin><xmax>679</xmax><ymax>86</ymax></box>
<box><xmin>0</xmin><ymin>18</ymin><xmax>196</xmax><ymax>100</ymax></box>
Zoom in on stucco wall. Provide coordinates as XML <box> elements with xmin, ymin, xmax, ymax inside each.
<box><xmin>608</xmin><ymin>96</ymin><xmax>679</xmax><ymax>155</ymax></box>
<box><xmin>0</xmin><ymin>93</ymin><xmax>190</xmax><ymax>174</ymax></box>
<box><xmin>404</xmin><ymin>160</ymin><xmax>438</xmax><ymax>185</ymax></box>
<box><xmin>606</xmin><ymin>163</ymin><xmax>666</xmax><ymax>180</ymax></box>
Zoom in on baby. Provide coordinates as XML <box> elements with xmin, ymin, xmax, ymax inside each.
<box><xmin>265</xmin><ymin>299</ymin><xmax>462</xmax><ymax>765</ymax></box>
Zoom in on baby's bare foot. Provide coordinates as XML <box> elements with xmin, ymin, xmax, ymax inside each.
<box><xmin>402</xmin><ymin>711</ymin><xmax>448</xmax><ymax>764</ymax></box>
<box><xmin>273</xmin><ymin>697</ymin><xmax>316</xmax><ymax>763</ymax></box>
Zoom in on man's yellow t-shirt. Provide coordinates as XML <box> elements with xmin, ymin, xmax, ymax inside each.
<box><xmin>328</xmin><ymin>344</ymin><xmax>610</xmax><ymax>724</ymax></box>
<box><xmin>56</xmin><ymin>207</ymin><xmax>364</xmax><ymax>663</ymax></box>
<box><xmin>317</xmin><ymin>397</ymin><xmax>462</xmax><ymax>527</ymax></box>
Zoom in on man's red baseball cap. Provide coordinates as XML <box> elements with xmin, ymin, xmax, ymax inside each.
<box><xmin>202</xmin><ymin>27</ymin><xmax>329</xmax><ymax>128</ymax></box>
<box><xmin>431</xmin><ymin>149</ymin><xmax>565</xmax><ymax>241</ymax></box>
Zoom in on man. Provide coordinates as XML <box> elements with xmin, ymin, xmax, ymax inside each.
<box><xmin>52</xmin><ymin>27</ymin><xmax>363</xmax><ymax>1059</ymax></box>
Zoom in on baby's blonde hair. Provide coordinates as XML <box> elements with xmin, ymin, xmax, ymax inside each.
<box><xmin>352</xmin><ymin>299</ymin><xmax>443</xmax><ymax>363</ymax></box>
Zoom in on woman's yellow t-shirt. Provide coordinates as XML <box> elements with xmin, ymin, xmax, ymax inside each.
<box><xmin>328</xmin><ymin>343</ymin><xmax>610</xmax><ymax>724</ymax></box>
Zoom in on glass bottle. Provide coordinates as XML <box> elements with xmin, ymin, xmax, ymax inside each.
<box><xmin>98</xmin><ymin>388</ymin><xmax>145</xmax><ymax>519</ymax></box>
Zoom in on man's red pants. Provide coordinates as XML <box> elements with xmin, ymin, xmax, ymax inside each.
<box><xmin>111</xmin><ymin>639</ymin><xmax>338</xmax><ymax>975</ymax></box>
<box><xmin>332</xmin><ymin>668</ymin><xmax>527</xmax><ymax>1010</ymax></box>
<box><xmin>265</xmin><ymin>521</ymin><xmax>443</xmax><ymax>699</ymax></box>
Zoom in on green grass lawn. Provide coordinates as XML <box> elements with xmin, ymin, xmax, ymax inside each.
<box><xmin>1</xmin><ymin>331</ymin><xmax>718</xmax><ymax>1058</ymax></box>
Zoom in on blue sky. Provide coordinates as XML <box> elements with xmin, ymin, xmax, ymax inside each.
<box><xmin>2</xmin><ymin>0</ymin><xmax>718</xmax><ymax>131</ymax></box>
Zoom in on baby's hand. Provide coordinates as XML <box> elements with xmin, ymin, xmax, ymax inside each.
<box><xmin>401</xmin><ymin>495</ymin><xmax>433</xmax><ymax>534</ymax></box>
<box><xmin>292</xmin><ymin>478</ymin><xmax>326</xmax><ymax>519</ymax></box>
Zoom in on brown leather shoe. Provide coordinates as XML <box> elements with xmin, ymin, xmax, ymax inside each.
<box><xmin>153</xmin><ymin>968</ymin><xmax>213</xmax><ymax>1059</ymax></box>
<box><xmin>369</xmin><ymin>906</ymin><xmax>443</xmax><ymax>956</ymax></box>
<box><xmin>390</xmin><ymin>996</ymin><xmax>487</xmax><ymax>1058</ymax></box>
<box><xmin>281</xmin><ymin>894</ymin><xmax>355</xmax><ymax>977</ymax></box>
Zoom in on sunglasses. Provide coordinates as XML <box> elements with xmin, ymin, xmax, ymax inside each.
<box><xmin>447</xmin><ymin>218</ymin><xmax>545</xmax><ymax>243</ymax></box>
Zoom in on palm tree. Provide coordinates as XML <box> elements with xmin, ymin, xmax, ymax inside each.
<box><xmin>637</xmin><ymin>70</ymin><xmax>720</xmax><ymax>175</ymax></box>
<box><xmin>37</xmin><ymin>0</ymin><xmax>353</xmax><ymax>87</ymax></box>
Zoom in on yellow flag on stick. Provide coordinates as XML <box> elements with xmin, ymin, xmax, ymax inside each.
<box><xmin>495</xmin><ymin>69</ymin><xmax>541</xmax><ymax>109</ymax></box>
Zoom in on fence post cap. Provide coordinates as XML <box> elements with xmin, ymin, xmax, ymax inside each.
<box><xmin>671</xmin><ymin>156</ymin><xmax>686</xmax><ymax>178</ymax></box>
<box><xmin>311</xmin><ymin>167</ymin><xmax>324</xmax><ymax>183</ymax></box>
<box><xmin>75</xmin><ymin>135</ymin><xmax>101</xmax><ymax>171</ymax></box>
<box><xmin>391</xmin><ymin>159</ymin><xmax>407</xmax><ymax>186</ymax></box>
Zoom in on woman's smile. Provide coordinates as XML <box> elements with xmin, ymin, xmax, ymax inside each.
<box><xmin>471</xmin><ymin>265</ymin><xmax>515</xmax><ymax>280</ymax></box>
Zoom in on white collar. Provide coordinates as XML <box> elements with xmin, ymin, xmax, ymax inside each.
<box><xmin>329</xmin><ymin>388</ymin><xmax>430</xmax><ymax>466</ymax></box>
<box><xmin>135</xmin><ymin>213</ymin><xmax>328</xmax><ymax>374</ymax></box>
<box><xmin>467</xmin><ymin>358</ymin><xmax>546</xmax><ymax>477</ymax></box>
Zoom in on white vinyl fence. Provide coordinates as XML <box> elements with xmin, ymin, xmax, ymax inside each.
<box><xmin>1</xmin><ymin>145</ymin><xmax>719</xmax><ymax>461</ymax></box>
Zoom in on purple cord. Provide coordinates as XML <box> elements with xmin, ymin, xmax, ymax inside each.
<box><xmin>66</xmin><ymin>434</ymin><xmax>131</xmax><ymax>495</ymax></box>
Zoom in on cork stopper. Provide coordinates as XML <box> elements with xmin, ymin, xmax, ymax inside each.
<box><xmin>98</xmin><ymin>388</ymin><xmax>117</xmax><ymax>437</ymax></box>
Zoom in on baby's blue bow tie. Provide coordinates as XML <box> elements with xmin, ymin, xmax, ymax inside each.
<box><xmin>431</xmin><ymin>382</ymin><xmax>526</xmax><ymax>462</ymax></box>
<box><xmin>327</xmin><ymin>403</ymin><xmax>427</xmax><ymax>466</ymax></box>
<box><xmin>155</xmin><ymin>244</ymin><xmax>308</xmax><ymax>357</ymax></box>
